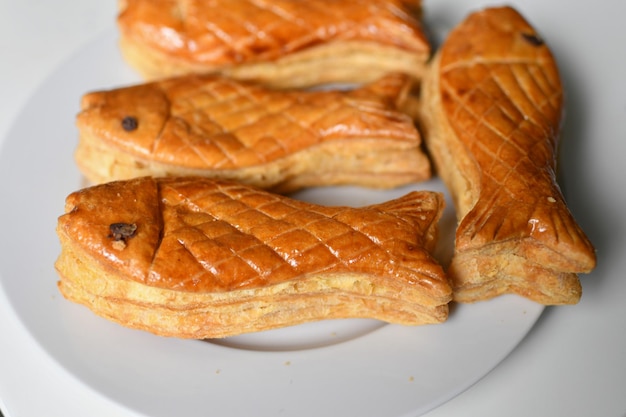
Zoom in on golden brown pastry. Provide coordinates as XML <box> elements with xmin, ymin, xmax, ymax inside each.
<box><xmin>419</xmin><ymin>6</ymin><xmax>596</xmax><ymax>304</ymax></box>
<box><xmin>117</xmin><ymin>0</ymin><xmax>430</xmax><ymax>88</ymax></box>
<box><xmin>75</xmin><ymin>73</ymin><xmax>431</xmax><ymax>192</ymax></box>
<box><xmin>55</xmin><ymin>177</ymin><xmax>451</xmax><ymax>339</ymax></box>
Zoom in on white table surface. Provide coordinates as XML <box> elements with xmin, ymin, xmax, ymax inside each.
<box><xmin>1</xmin><ymin>1</ymin><xmax>625</xmax><ymax>416</ymax></box>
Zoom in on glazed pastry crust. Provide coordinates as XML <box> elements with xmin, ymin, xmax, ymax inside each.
<box><xmin>75</xmin><ymin>73</ymin><xmax>431</xmax><ymax>192</ymax></box>
<box><xmin>55</xmin><ymin>177</ymin><xmax>451</xmax><ymax>338</ymax></box>
<box><xmin>420</xmin><ymin>6</ymin><xmax>596</xmax><ymax>304</ymax></box>
<box><xmin>117</xmin><ymin>0</ymin><xmax>430</xmax><ymax>88</ymax></box>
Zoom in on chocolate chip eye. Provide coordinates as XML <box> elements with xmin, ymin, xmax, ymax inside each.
<box><xmin>109</xmin><ymin>223</ymin><xmax>137</xmax><ymax>241</ymax></box>
<box><xmin>521</xmin><ymin>32</ymin><xmax>544</xmax><ymax>46</ymax></box>
<box><xmin>121</xmin><ymin>116</ymin><xmax>138</xmax><ymax>131</ymax></box>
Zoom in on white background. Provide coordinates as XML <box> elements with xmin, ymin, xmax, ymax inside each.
<box><xmin>1</xmin><ymin>1</ymin><xmax>625</xmax><ymax>416</ymax></box>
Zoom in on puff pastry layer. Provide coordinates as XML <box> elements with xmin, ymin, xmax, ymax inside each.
<box><xmin>55</xmin><ymin>177</ymin><xmax>451</xmax><ymax>338</ymax></box>
<box><xmin>75</xmin><ymin>73</ymin><xmax>430</xmax><ymax>191</ymax></box>
<box><xmin>117</xmin><ymin>0</ymin><xmax>430</xmax><ymax>88</ymax></box>
<box><xmin>420</xmin><ymin>6</ymin><xmax>596</xmax><ymax>304</ymax></box>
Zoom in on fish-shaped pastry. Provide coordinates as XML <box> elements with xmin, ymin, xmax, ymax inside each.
<box><xmin>117</xmin><ymin>0</ymin><xmax>430</xmax><ymax>88</ymax></box>
<box><xmin>55</xmin><ymin>177</ymin><xmax>451</xmax><ymax>338</ymax></box>
<box><xmin>75</xmin><ymin>73</ymin><xmax>431</xmax><ymax>192</ymax></box>
<box><xmin>419</xmin><ymin>6</ymin><xmax>596</xmax><ymax>304</ymax></box>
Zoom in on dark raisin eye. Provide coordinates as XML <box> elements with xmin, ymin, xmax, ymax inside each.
<box><xmin>109</xmin><ymin>223</ymin><xmax>137</xmax><ymax>241</ymax></box>
<box><xmin>121</xmin><ymin>116</ymin><xmax>138</xmax><ymax>131</ymax></box>
<box><xmin>521</xmin><ymin>32</ymin><xmax>544</xmax><ymax>46</ymax></box>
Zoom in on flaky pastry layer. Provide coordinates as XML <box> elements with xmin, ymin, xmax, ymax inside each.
<box><xmin>117</xmin><ymin>0</ymin><xmax>430</xmax><ymax>88</ymax></box>
<box><xmin>56</xmin><ymin>177</ymin><xmax>451</xmax><ymax>338</ymax></box>
<box><xmin>75</xmin><ymin>73</ymin><xmax>431</xmax><ymax>191</ymax></box>
<box><xmin>420</xmin><ymin>6</ymin><xmax>596</xmax><ymax>304</ymax></box>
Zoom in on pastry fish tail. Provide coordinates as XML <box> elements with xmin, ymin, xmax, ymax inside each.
<box><xmin>367</xmin><ymin>190</ymin><xmax>444</xmax><ymax>251</ymax></box>
<box><xmin>450</xmin><ymin>176</ymin><xmax>596</xmax><ymax>304</ymax></box>
<box><xmin>350</xmin><ymin>72</ymin><xmax>419</xmax><ymax>118</ymax></box>
<box><xmin>456</xmin><ymin>173</ymin><xmax>596</xmax><ymax>275</ymax></box>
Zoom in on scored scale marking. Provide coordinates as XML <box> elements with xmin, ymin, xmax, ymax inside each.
<box><xmin>164</xmin><ymin>0</ymin><xmax>426</xmax><ymax>61</ymax></box>
<box><xmin>148</xmin><ymin>179</ymin><xmax>441</xmax><ymax>291</ymax></box>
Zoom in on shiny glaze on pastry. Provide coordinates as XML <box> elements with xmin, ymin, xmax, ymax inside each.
<box><xmin>75</xmin><ymin>73</ymin><xmax>431</xmax><ymax>191</ymax></box>
<box><xmin>55</xmin><ymin>177</ymin><xmax>451</xmax><ymax>338</ymax></box>
<box><xmin>420</xmin><ymin>7</ymin><xmax>596</xmax><ymax>304</ymax></box>
<box><xmin>117</xmin><ymin>0</ymin><xmax>430</xmax><ymax>87</ymax></box>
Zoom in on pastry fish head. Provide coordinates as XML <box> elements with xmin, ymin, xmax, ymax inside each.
<box><xmin>56</xmin><ymin>177</ymin><xmax>163</xmax><ymax>282</ymax></box>
<box><xmin>76</xmin><ymin>82</ymin><xmax>170</xmax><ymax>155</ymax></box>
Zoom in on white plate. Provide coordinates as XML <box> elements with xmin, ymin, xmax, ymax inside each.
<box><xmin>0</xmin><ymin>10</ymin><xmax>547</xmax><ymax>417</ymax></box>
